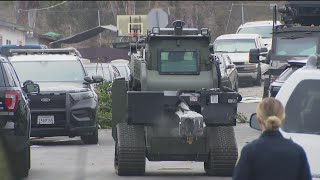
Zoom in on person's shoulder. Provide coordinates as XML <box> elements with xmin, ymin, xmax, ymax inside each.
<box><xmin>241</xmin><ymin>139</ymin><xmax>260</xmax><ymax>152</ymax></box>
<box><xmin>282</xmin><ymin>137</ymin><xmax>306</xmax><ymax>154</ymax></box>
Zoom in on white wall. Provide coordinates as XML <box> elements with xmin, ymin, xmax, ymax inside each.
<box><xmin>0</xmin><ymin>26</ymin><xmax>26</xmax><ymax>45</ymax></box>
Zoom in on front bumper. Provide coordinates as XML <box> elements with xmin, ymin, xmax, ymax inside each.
<box><xmin>30</xmin><ymin>93</ymin><xmax>98</xmax><ymax>137</ymax></box>
<box><xmin>235</xmin><ymin>64</ymin><xmax>258</xmax><ymax>80</ymax></box>
<box><xmin>31</xmin><ymin>125</ymin><xmax>97</xmax><ymax>137</ymax></box>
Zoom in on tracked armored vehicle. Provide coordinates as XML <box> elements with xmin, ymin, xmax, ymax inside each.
<box><xmin>112</xmin><ymin>20</ymin><xmax>242</xmax><ymax>176</ymax></box>
<box><xmin>249</xmin><ymin>1</ymin><xmax>320</xmax><ymax>97</ymax></box>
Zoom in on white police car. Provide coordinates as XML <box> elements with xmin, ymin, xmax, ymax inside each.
<box><xmin>250</xmin><ymin>54</ymin><xmax>320</xmax><ymax>179</ymax></box>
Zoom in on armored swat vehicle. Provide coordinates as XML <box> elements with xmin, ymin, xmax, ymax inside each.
<box><xmin>249</xmin><ymin>1</ymin><xmax>320</xmax><ymax>97</ymax></box>
<box><xmin>111</xmin><ymin>19</ymin><xmax>242</xmax><ymax>176</ymax></box>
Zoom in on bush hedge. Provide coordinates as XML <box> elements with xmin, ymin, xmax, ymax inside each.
<box><xmin>96</xmin><ymin>82</ymin><xmax>112</xmax><ymax>129</ymax></box>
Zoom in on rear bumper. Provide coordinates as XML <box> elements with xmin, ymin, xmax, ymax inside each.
<box><xmin>30</xmin><ymin>125</ymin><xmax>97</xmax><ymax>137</ymax></box>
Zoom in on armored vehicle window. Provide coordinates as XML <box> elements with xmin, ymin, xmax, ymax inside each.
<box><xmin>282</xmin><ymin>79</ymin><xmax>320</xmax><ymax>135</ymax></box>
<box><xmin>12</xmin><ymin>60</ymin><xmax>85</xmax><ymax>82</ymax></box>
<box><xmin>159</xmin><ymin>50</ymin><xmax>198</xmax><ymax>74</ymax></box>
<box><xmin>275</xmin><ymin>37</ymin><xmax>318</xmax><ymax>56</ymax></box>
<box><xmin>238</xmin><ymin>26</ymin><xmax>273</xmax><ymax>38</ymax></box>
<box><xmin>214</xmin><ymin>39</ymin><xmax>257</xmax><ymax>53</ymax></box>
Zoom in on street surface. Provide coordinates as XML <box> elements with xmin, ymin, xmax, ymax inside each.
<box><xmin>25</xmin><ymin>84</ymin><xmax>263</xmax><ymax>180</ymax></box>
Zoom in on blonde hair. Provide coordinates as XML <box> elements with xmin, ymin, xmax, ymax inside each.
<box><xmin>256</xmin><ymin>97</ymin><xmax>286</xmax><ymax>131</ymax></box>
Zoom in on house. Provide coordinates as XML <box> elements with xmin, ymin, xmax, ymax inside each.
<box><xmin>0</xmin><ymin>20</ymin><xmax>29</xmax><ymax>46</ymax></box>
<box><xmin>26</xmin><ymin>32</ymin><xmax>63</xmax><ymax>47</ymax></box>
<box><xmin>77</xmin><ymin>47</ymin><xmax>130</xmax><ymax>62</ymax></box>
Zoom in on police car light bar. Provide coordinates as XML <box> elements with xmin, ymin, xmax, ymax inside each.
<box><xmin>9</xmin><ymin>48</ymin><xmax>82</xmax><ymax>57</ymax></box>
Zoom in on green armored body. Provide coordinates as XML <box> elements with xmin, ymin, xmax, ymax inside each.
<box><xmin>112</xmin><ymin>20</ymin><xmax>242</xmax><ymax>176</ymax></box>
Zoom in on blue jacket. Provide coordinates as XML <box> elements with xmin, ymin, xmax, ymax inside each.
<box><xmin>233</xmin><ymin>130</ymin><xmax>312</xmax><ymax>180</ymax></box>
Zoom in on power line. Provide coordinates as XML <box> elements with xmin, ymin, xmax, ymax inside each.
<box><xmin>16</xmin><ymin>1</ymin><xmax>68</xmax><ymax>12</ymax></box>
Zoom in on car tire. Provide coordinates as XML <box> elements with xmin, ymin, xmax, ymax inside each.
<box><xmin>234</xmin><ymin>77</ymin><xmax>239</xmax><ymax>92</ymax></box>
<box><xmin>15</xmin><ymin>144</ymin><xmax>30</xmax><ymax>178</ymax></box>
<box><xmin>254</xmin><ymin>68</ymin><xmax>262</xmax><ymax>86</ymax></box>
<box><xmin>81</xmin><ymin>129</ymin><xmax>99</xmax><ymax>144</ymax></box>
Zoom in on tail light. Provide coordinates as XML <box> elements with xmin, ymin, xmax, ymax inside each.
<box><xmin>5</xmin><ymin>91</ymin><xmax>21</xmax><ymax>112</ymax></box>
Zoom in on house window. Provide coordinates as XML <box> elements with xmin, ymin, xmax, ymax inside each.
<box><xmin>6</xmin><ymin>40</ymin><xmax>11</xmax><ymax>45</ymax></box>
<box><xmin>0</xmin><ymin>35</ymin><xmax>2</xmax><ymax>45</ymax></box>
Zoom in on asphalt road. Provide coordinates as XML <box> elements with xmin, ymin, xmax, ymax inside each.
<box><xmin>22</xmin><ymin>101</ymin><xmax>260</xmax><ymax>180</ymax></box>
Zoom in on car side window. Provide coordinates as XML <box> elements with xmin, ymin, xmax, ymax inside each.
<box><xmin>0</xmin><ymin>63</ymin><xmax>5</xmax><ymax>87</ymax></box>
<box><xmin>2</xmin><ymin>63</ymin><xmax>17</xmax><ymax>87</ymax></box>
<box><xmin>7</xmin><ymin>63</ymin><xmax>21</xmax><ymax>86</ymax></box>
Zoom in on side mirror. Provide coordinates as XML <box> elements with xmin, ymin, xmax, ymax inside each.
<box><xmin>84</xmin><ymin>76</ymin><xmax>93</xmax><ymax>83</ymax></box>
<box><xmin>249</xmin><ymin>48</ymin><xmax>261</xmax><ymax>63</ymax></box>
<box><xmin>92</xmin><ymin>75</ymin><xmax>103</xmax><ymax>83</ymax></box>
<box><xmin>227</xmin><ymin>64</ymin><xmax>235</xmax><ymax>69</ymax></box>
<box><xmin>209</xmin><ymin>44</ymin><xmax>214</xmax><ymax>54</ymax></box>
<box><xmin>249</xmin><ymin>113</ymin><xmax>261</xmax><ymax>131</ymax></box>
<box><xmin>24</xmin><ymin>83</ymin><xmax>40</xmax><ymax>94</ymax></box>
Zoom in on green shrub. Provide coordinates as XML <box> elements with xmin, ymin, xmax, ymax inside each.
<box><xmin>96</xmin><ymin>82</ymin><xmax>112</xmax><ymax>129</ymax></box>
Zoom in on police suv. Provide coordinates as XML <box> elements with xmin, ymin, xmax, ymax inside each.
<box><xmin>250</xmin><ymin>55</ymin><xmax>320</xmax><ymax>179</ymax></box>
<box><xmin>9</xmin><ymin>48</ymin><xmax>103</xmax><ymax>144</ymax></box>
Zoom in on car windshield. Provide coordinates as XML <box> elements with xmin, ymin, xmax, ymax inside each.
<box><xmin>282</xmin><ymin>79</ymin><xmax>320</xmax><ymax>135</ymax></box>
<box><xmin>85</xmin><ymin>66</ymin><xmax>111</xmax><ymax>82</ymax></box>
<box><xmin>214</xmin><ymin>39</ymin><xmax>257</xmax><ymax>53</ymax></box>
<box><xmin>159</xmin><ymin>51</ymin><xmax>198</xmax><ymax>74</ymax></box>
<box><xmin>237</xmin><ymin>25</ymin><xmax>272</xmax><ymax>38</ymax></box>
<box><xmin>11</xmin><ymin>61</ymin><xmax>85</xmax><ymax>82</ymax></box>
<box><xmin>275</xmin><ymin>37</ymin><xmax>318</xmax><ymax>56</ymax></box>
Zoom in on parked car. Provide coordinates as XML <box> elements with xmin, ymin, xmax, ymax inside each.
<box><xmin>236</xmin><ymin>20</ymin><xmax>282</xmax><ymax>49</ymax></box>
<box><xmin>83</xmin><ymin>63</ymin><xmax>121</xmax><ymax>83</ymax></box>
<box><xmin>269</xmin><ymin>59</ymin><xmax>307</xmax><ymax>97</ymax></box>
<box><xmin>0</xmin><ymin>44</ymin><xmax>45</xmax><ymax>57</ymax></box>
<box><xmin>110</xmin><ymin>59</ymin><xmax>131</xmax><ymax>81</ymax></box>
<box><xmin>0</xmin><ymin>55</ymin><xmax>40</xmax><ymax>178</ymax></box>
<box><xmin>9</xmin><ymin>48</ymin><xmax>103</xmax><ymax>144</ymax></box>
<box><xmin>214</xmin><ymin>53</ymin><xmax>239</xmax><ymax>91</ymax></box>
<box><xmin>249</xmin><ymin>55</ymin><xmax>320</xmax><ymax>179</ymax></box>
<box><xmin>213</xmin><ymin>34</ymin><xmax>268</xmax><ymax>86</ymax></box>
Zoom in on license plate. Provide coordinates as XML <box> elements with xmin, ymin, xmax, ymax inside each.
<box><xmin>37</xmin><ymin>116</ymin><xmax>54</xmax><ymax>124</ymax></box>
<box><xmin>210</xmin><ymin>95</ymin><xmax>219</xmax><ymax>104</ymax></box>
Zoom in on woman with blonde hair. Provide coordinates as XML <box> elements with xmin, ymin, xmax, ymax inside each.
<box><xmin>233</xmin><ymin>97</ymin><xmax>311</xmax><ymax>180</ymax></box>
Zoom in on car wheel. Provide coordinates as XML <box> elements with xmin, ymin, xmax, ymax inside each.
<box><xmin>234</xmin><ymin>77</ymin><xmax>239</xmax><ymax>92</ymax></box>
<box><xmin>81</xmin><ymin>129</ymin><xmax>99</xmax><ymax>144</ymax></box>
<box><xmin>254</xmin><ymin>68</ymin><xmax>262</xmax><ymax>86</ymax></box>
<box><xmin>15</xmin><ymin>143</ymin><xmax>30</xmax><ymax>178</ymax></box>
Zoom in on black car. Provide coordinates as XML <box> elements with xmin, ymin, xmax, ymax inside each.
<box><xmin>214</xmin><ymin>53</ymin><xmax>239</xmax><ymax>91</ymax></box>
<box><xmin>0</xmin><ymin>55</ymin><xmax>40</xmax><ymax>178</ymax></box>
<box><xmin>9</xmin><ymin>48</ymin><xmax>103</xmax><ymax>144</ymax></box>
<box><xmin>269</xmin><ymin>59</ymin><xmax>307</xmax><ymax>97</ymax></box>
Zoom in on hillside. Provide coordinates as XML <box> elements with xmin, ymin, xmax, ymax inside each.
<box><xmin>0</xmin><ymin>1</ymin><xmax>286</xmax><ymax>48</ymax></box>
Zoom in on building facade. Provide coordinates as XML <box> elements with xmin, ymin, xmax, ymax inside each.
<box><xmin>0</xmin><ymin>20</ymin><xmax>28</xmax><ymax>46</ymax></box>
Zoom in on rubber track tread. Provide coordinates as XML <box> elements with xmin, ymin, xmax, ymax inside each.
<box><xmin>205</xmin><ymin>126</ymin><xmax>238</xmax><ymax>176</ymax></box>
<box><xmin>115</xmin><ymin>123</ymin><xmax>146</xmax><ymax>176</ymax></box>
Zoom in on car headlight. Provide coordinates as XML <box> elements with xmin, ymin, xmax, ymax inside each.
<box><xmin>70</xmin><ymin>91</ymin><xmax>94</xmax><ymax>101</ymax></box>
